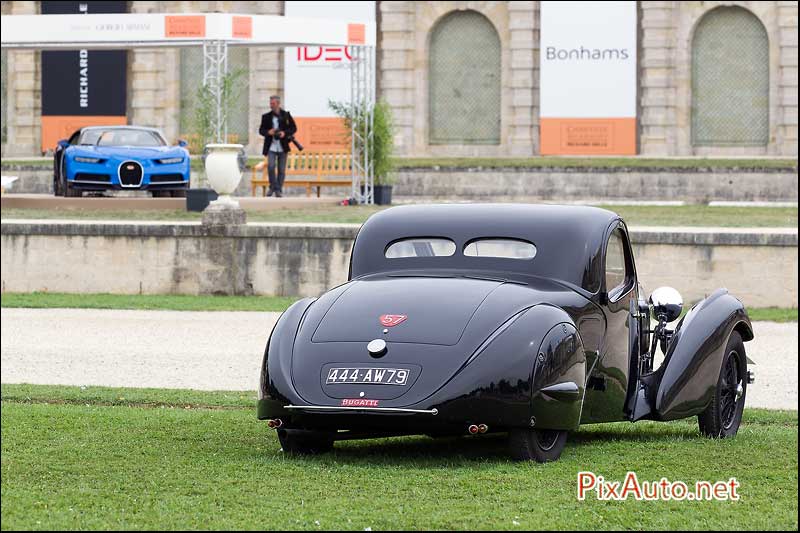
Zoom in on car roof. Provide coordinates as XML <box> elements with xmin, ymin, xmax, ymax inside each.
<box><xmin>350</xmin><ymin>203</ymin><xmax>623</xmax><ymax>293</ymax></box>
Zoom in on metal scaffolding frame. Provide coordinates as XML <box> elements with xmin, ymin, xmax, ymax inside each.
<box><xmin>202</xmin><ymin>40</ymin><xmax>229</xmax><ymax>144</ymax></box>
<box><xmin>349</xmin><ymin>45</ymin><xmax>376</xmax><ymax>205</ymax></box>
<box><xmin>202</xmin><ymin>42</ymin><xmax>376</xmax><ymax>204</ymax></box>
<box><xmin>1</xmin><ymin>12</ymin><xmax>377</xmax><ymax>203</ymax></box>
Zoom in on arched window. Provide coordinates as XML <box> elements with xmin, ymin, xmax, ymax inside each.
<box><xmin>179</xmin><ymin>47</ymin><xmax>249</xmax><ymax>150</ymax></box>
<box><xmin>691</xmin><ymin>6</ymin><xmax>769</xmax><ymax>146</ymax></box>
<box><xmin>429</xmin><ymin>10</ymin><xmax>501</xmax><ymax>145</ymax></box>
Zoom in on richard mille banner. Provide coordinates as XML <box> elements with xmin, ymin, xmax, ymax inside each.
<box><xmin>40</xmin><ymin>1</ymin><xmax>128</xmax><ymax>153</ymax></box>
<box><xmin>539</xmin><ymin>1</ymin><xmax>637</xmax><ymax>155</ymax></box>
<box><xmin>284</xmin><ymin>1</ymin><xmax>375</xmax><ymax>151</ymax></box>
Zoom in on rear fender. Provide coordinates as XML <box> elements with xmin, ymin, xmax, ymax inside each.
<box><xmin>257</xmin><ymin>297</ymin><xmax>316</xmax><ymax>419</ymax></box>
<box><xmin>424</xmin><ymin>305</ymin><xmax>585</xmax><ymax>430</ymax></box>
<box><xmin>653</xmin><ymin>289</ymin><xmax>753</xmax><ymax>421</ymax></box>
<box><xmin>530</xmin><ymin>309</ymin><xmax>586</xmax><ymax>431</ymax></box>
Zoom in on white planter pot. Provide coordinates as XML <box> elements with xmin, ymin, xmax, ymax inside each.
<box><xmin>204</xmin><ymin>143</ymin><xmax>243</xmax><ymax>204</ymax></box>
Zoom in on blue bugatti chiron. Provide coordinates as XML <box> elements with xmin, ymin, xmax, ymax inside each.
<box><xmin>53</xmin><ymin>126</ymin><xmax>191</xmax><ymax>197</ymax></box>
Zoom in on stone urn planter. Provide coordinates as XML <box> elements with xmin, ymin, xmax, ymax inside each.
<box><xmin>204</xmin><ymin>143</ymin><xmax>244</xmax><ymax>205</ymax></box>
<box><xmin>202</xmin><ymin>143</ymin><xmax>246</xmax><ymax>226</ymax></box>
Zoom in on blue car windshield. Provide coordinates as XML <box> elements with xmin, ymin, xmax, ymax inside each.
<box><xmin>81</xmin><ymin>129</ymin><xmax>165</xmax><ymax>147</ymax></box>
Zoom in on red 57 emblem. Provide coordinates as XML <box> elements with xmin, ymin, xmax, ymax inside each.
<box><xmin>379</xmin><ymin>314</ymin><xmax>407</xmax><ymax>327</ymax></box>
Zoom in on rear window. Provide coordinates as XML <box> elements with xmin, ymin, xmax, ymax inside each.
<box><xmin>463</xmin><ymin>238</ymin><xmax>536</xmax><ymax>259</ymax></box>
<box><xmin>385</xmin><ymin>238</ymin><xmax>456</xmax><ymax>258</ymax></box>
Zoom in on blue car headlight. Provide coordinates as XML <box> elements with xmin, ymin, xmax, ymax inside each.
<box><xmin>156</xmin><ymin>157</ymin><xmax>185</xmax><ymax>164</ymax></box>
<box><xmin>74</xmin><ymin>156</ymin><xmax>104</xmax><ymax>163</ymax></box>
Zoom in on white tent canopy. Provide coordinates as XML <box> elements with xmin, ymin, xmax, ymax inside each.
<box><xmin>0</xmin><ymin>12</ymin><xmax>376</xmax><ymax>203</ymax></box>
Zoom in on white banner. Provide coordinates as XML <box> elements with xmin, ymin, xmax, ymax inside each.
<box><xmin>0</xmin><ymin>12</ymin><xmax>375</xmax><ymax>49</ymax></box>
<box><xmin>539</xmin><ymin>1</ymin><xmax>637</xmax><ymax>154</ymax></box>
<box><xmin>283</xmin><ymin>1</ymin><xmax>375</xmax><ymax>150</ymax></box>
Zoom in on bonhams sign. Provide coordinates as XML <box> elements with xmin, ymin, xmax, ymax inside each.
<box><xmin>40</xmin><ymin>1</ymin><xmax>128</xmax><ymax>153</ymax></box>
<box><xmin>539</xmin><ymin>1</ymin><xmax>637</xmax><ymax>155</ymax></box>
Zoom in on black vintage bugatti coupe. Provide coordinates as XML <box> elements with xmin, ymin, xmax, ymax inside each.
<box><xmin>258</xmin><ymin>204</ymin><xmax>755</xmax><ymax>462</ymax></box>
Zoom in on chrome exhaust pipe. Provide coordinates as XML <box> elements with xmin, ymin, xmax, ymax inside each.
<box><xmin>467</xmin><ymin>424</ymin><xmax>479</xmax><ymax>435</ymax></box>
<box><xmin>478</xmin><ymin>424</ymin><xmax>488</xmax><ymax>434</ymax></box>
<box><xmin>267</xmin><ymin>419</ymin><xmax>283</xmax><ymax>429</ymax></box>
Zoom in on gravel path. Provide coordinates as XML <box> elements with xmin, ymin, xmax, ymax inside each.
<box><xmin>1</xmin><ymin>308</ymin><xmax>797</xmax><ymax>410</ymax></box>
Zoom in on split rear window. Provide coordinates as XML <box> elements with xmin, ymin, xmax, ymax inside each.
<box><xmin>385</xmin><ymin>237</ymin><xmax>536</xmax><ymax>260</ymax></box>
<box><xmin>385</xmin><ymin>238</ymin><xmax>457</xmax><ymax>258</ymax></box>
<box><xmin>464</xmin><ymin>238</ymin><xmax>536</xmax><ymax>259</ymax></box>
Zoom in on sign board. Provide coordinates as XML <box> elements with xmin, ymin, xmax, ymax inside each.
<box><xmin>40</xmin><ymin>1</ymin><xmax>128</xmax><ymax>153</ymax></box>
<box><xmin>539</xmin><ymin>1</ymin><xmax>637</xmax><ymax>155</ymax></box>
<box><xmin>1</xmin><ymin>13</ymin><xmax>376</xmax><ymax>49</ymax></box>
<box><xmin>283</xmin><ymin>1</ymin><xmax>376</xmax><ymax>151</ymax></box>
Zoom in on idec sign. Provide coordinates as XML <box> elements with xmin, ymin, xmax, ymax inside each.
<box><xmin>296</xmin><ymin>47</ymin><xmax>353</xmax><ymax>62</ymax></box>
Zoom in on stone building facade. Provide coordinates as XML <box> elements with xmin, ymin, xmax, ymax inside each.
<box><xmin>1</xmin><ymin>1</ymin><xmax>797</xmax><ymax>157</ymax></box>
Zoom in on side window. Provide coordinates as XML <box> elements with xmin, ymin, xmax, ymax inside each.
<box><xmin>68</xmin><ymin>131</ymin><xmax>80</xmax><ymax>145</ymax></box>
<box><xmin>605</xmin><ymin>229</ymin><xmax>630</xmax><ymax>298</ymax></box>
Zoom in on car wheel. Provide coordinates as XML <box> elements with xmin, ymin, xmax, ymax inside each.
<box><xmin>277</xmin><ymin>428</ymin><xmax>334</xmax><ymax>455</ymax></box>
<box><xmin>64</xmin><ymin>181</ymin><xmax>82</xmax><ymax>198</ymax></box>
<box><xmin>698</xmin><ymin>332</ymin><xmax>747</xmax><ymax>438</ymax></box>
<box><xmin>55</xmin><ymin>157</ymin><xmax>66</xmax><ymax>196</ymax></box>
<box><xmin>170</xmin><ymin>189</ymin><xmax>187</xmax><ymax>198</ymax></box>
<box><xmin>508</xmin><ymin>428</ymin><xmax>568</xmax><ymax>462</ymax></box>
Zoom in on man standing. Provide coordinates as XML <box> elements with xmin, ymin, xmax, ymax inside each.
<box><xmin>259</xmin><ymin>95</ymin><xmax>297</xmax><ymax>197</ymax></box>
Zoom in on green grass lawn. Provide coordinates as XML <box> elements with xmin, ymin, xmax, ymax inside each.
<box><xmin>1</xmin><ymin>292</ymin><xmax>796</xmax><ymax>323</ymax></box>
<box><xmin>2</xmin><ymin>204</ymin><xmax>798</xmax><ymax>227</ymax></box>
<box><xmin>0</xmin><ymin>292</ymin><xmax>297</xmax><ymax>312</ymax></box>
<box><xmin>1</xmin><ymin>384</ymin><xmax>796</xmax><ymax>530</ymax></box>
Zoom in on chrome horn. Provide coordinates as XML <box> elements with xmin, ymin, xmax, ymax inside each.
<box><xmin>649</xmin><ymin>286</ymin><xmax>683</xmax><ymax>323</ymax></box>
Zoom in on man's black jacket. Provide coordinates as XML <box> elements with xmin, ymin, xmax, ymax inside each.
<box><xmin>259</xmin><ymin>109</ymin><xmax>298</xmax><ymax>155</ymax></box>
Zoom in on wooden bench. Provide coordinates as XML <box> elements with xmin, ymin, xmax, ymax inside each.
<box><xmin>251</xmin><ymin>150</ymin><xmax>352</xmax><ymax>197</ymax></box>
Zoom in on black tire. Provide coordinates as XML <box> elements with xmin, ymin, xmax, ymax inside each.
<box><xmin>698</xmin><ymin>332</ymin><xmax>747</xmax><ymax>438</ymax></box>
<box><xmin>54</xmin><ymin>157</ymin><xmax>65</xmax><ymax>196</ymax></box>
<box><xmin>170</xmin><ymin>189</ymin><xmax>187</xmax><ymax>198</ymax></box>
<box><xmin>508</xmin><ymin>428</ymin><xmax>568</xmax><ymax>462</ymax></box>
<box><xmin>151</xmin><ymin>190</ymin><xmax>171</xmax><ymax>198</ymax></box>
<box><xmin>64</xmin><ymin>181</ymin><xmax>82</xmax><ymax>197</ymax></box>
<box><xmin>277</xmin><ymin>429</ymin><xmax>334</xmax><ymax>455</ymax></box>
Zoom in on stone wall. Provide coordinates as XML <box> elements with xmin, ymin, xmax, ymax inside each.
<box><xmin>1</xmin><ymin>221</ymin><xmax>797</xmax><ymax>307</ymax></box>
<box><xmin>391</xmin><ymin>167</ymin><xmax>799</xmax><ymax>203</ymax></box>
<box><xmin>3</xmin><ymin>162</ymin><xmax>797</xmax><ymax>203</ymax></box>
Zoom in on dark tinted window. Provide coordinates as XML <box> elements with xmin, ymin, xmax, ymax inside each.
<box><xmin>82</xmin><ymin>129</ymin><xmax>165</xmax><ymax>147</ymax></box>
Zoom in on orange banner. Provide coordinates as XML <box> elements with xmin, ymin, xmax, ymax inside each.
<box><xmin>540</xmin><ymin>117</ymin><xmax>636</xmax><ymax>155</ymax></box>
<box><xmin>165</xmin><ymin>15</ymin><xmax>206</xmax><ymax>38</ymax></box>
<box><xmin>291</xmin><ymin>117</ymin><xmax>349</xmax><ymax>151</ymax></box>
<box><xmin>232</xmin><ymin>16</ymin><xmax>252</xmax><ymax>39</ymax></box>
<box><xmin>347</xmin><ymin>23</ymin><xmax>366</xmax><ymax>44</ymax></box>
<box><xmin>41</xmin><ymin>115</ymin><xmax>127</xmax><ymax>153</ymax></box>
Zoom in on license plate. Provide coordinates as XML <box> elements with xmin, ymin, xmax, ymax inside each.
<box><xmin>326</xmin><ymin>367</ymin><xmax>410</xmax><ymax>386</ymax></box>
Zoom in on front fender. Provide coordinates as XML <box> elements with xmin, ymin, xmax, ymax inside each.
<box><xmin>654</xmin><ymin>289</ymin><xmax>753</xmax><ymax>421</ymax></box>
<box><xmin>257</xmin><ymin>297</ymin><xmax>316</xmax><ymax>419</ymax></box>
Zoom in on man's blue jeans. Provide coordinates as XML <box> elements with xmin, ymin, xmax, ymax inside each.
<box><xmin>268</xmin><ymin>150</ymin><xmax>287</xmax><ymax>192</ymax></box>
